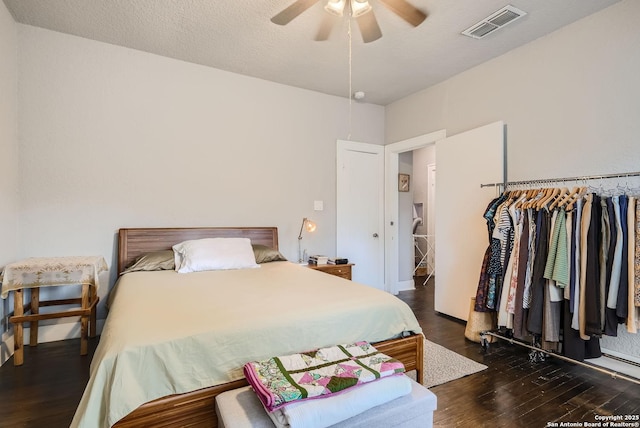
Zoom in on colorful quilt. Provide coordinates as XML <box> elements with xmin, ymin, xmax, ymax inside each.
<box><xmin>243</xmin><ymin>341</ymin><xmax>405</xmax><ymax>412</ymax></box>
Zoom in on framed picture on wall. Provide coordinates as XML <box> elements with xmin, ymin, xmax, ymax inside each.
<box><xmin>398</xmin><ymin>173</ymin><xmax>410</xmax><ymax>192</ymax></box>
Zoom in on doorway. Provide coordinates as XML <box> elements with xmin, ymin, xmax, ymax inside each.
<box><xmin>384</xmin><ymin>130</ymin><xmax>446</xmax><ymax>295</ymax></box>
<box><xmin>385</xmin><ymin>121</ymin><xmax>505</xmax><ymax>315</ymax></box>
<box><xmin>410</xmin><ymin>152</ymin><xmax>436</xmax><ymax>286</ymax></box>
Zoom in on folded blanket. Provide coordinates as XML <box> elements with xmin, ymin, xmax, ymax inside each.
<box><xmin>266</xmin><ymin>374</ymin><xmax>412</xmax><ymax>428</ymax></box>
<box><xmin>243</xmin><ymin>341</ymin><xmax>405</xmax><ymax>412</ymax></box>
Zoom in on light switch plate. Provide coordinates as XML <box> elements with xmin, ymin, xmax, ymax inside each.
<box><xmin>314</xmin><ymin>200</ymin><xmax>324</xmax><ymax>211</ymax></box>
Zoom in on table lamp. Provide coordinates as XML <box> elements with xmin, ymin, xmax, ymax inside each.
<box><xmin>298</xmin><ymin>217</ymin><xmax>316</xmax><ymax>263</ymax></box>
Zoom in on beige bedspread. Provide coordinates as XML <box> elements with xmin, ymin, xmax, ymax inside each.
<box><xmin>71</xmin><ymin>261</ymin><xmax>422</xmax><ymax>427</ymax></box>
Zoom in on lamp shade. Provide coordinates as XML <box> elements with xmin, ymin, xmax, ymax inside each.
<box><xmin>298</xmin><ymin>217</ymin><xmax>317</xmax><ymax>263</ymax></box>
<box><xmin>305</xmin><ymin>219</ymin><xmax>317</xmax><ymax>233</ymax></box>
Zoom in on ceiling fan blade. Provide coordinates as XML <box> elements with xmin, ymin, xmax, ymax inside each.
<box><xmin>379</xmin><ymin>0</ymin><xmax>427</xmax><ymax>27</ymax></box>
<box><xmin>356</xmin><ymin>11</ymin><xmax>382</xmax><ymax>43</ymax></box>
<box><xmin>315</xmin><ymin>13</ymin><xmax>338</xmax><ymax>41</ymax></box>
<box><xmin>271</xmin><ymin>0</ymin><xmax>321</xmax><ymax>25</ymax></box>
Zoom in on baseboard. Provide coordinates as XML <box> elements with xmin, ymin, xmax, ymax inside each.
<box><xmin>0</xmin><ymin>319</ymin><xmax>105</xmax><ymax>366</ymax></box>
<box><xmin>600</xmin><ymin>347</ymin><xmax>640</xmax><ymax>365</ymax></box>
<box><xmin>397</xmin><ymin>280</ymin><xmax>416</xmax><ymax>292</ymax></box>
<box><xmin>588</xmin><ymin>349</ymin><xmax>640</xmax><ymax>381</ymax></box>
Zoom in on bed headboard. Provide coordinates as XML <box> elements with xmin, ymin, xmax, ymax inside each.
<box><xmin>117</xmin><ymin>227</ymin><xmax>279</xmax><ymax>274</ymax></box>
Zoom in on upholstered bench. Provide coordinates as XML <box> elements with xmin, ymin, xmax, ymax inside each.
<box><xmin>215</xmin><ymin>377</ymin><xmax>437</xmax><ymax>428</ymax></box>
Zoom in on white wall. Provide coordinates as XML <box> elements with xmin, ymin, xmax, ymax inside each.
<box><xmin>385</xmin><ymin>0</ymin><xmax>640</xmax><ymax>357</ymax></box>
<box><xmin>387</xmin><ymin>0</ymin><xmax>640</xmax><ymax>173</ymax></box>
<box><xmin>16</xmin><ymin>25</ymin><xmax>384</xmax><ymax>320</ymax></box>
<box><xmin>0</xmin><ymin>0</ymin><xmax>20</xmax><ymax>345</ymax></box>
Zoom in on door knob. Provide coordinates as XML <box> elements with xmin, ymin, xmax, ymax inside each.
<box><xmin>372</xmin><ymin>233</ymin><xmax>379</xmax><ymax>238</ymax></box>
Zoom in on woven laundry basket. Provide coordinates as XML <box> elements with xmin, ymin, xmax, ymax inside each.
<box><xmin>464</xmin><ymin>297</ymin><xmax>497</xmax><ymax>343</ymax></box>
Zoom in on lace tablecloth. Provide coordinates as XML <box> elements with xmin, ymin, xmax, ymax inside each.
<box><xmin>1</xmin><ymin>256</ymin><xmax>108</xmax><ymax>299</ymax></box>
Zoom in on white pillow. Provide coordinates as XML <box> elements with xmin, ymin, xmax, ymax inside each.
<box><xmin>172</xmin><ymin>238</ymin><xmax>259</xmax><ymax>273</ymax></box>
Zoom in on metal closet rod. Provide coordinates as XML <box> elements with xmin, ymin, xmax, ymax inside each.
<box><xmin>480</xmin><ymin>170</ymin><xmax>640</xmax><ymax>189</ymax></box>
<box><xmin>481</xmin><ymin>331</ymin><xmax>640</xmax><ymax>386</ymax></box>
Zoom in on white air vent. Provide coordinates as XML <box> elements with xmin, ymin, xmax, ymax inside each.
<box><xmin>461</xmin><ymin>5</ymin><xmax>527</xmax><ymax>39</ymax></box>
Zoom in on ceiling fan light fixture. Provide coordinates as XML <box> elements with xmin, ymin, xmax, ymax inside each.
<box><xmin>350</xmin><ymin>0</ymin><xmax>372</xmax><ymax>18</ymax></box>
<box><xmin>325</xmin><ymin>0</ymin><xmax>347</xmax><ymax>16</ymax></box>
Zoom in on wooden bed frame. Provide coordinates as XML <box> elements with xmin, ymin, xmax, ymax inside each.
<box><xmin>112</xmin><ymin>227</ymin><xmax>424</xmax><ymax>428</ymax></box>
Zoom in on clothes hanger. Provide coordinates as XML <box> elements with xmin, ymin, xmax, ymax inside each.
<box><xmin>537</xmin><ymin>187</ymin><xmax>560</xmax><ymax>210</ymax></box>
<box><xmin>524</xmin><ymin>187</ymin><xmax>544</xmax><ymax>209</ymax></box>
<box><xmin>521</xmin><ymin>188</ymin><xmax>535</xmax><ymax>209</ymax></box>
<box><xmin>508</xmin><ymin>189</ymin><xmax>524</xmax><ymax>206</ymax></box>
<box><xmin>532</xmin><ymin>188</ymin><xmax>547</xmax><ymax>209</ymax></box>
<box><xmin>534</xmin><ymin>187</ymin><xmax>552</xmax><ymax>209</ymax></box>
<box><xmin>514</xmin><ymin>187</ymin><xmax>530</xmax><ymax>209</ymax></box>
<box><xmin>566</xmin><ymin>186</ymin><xmax>587</xmax><ymax>211</ymax></box>
<box><xmin>522</xmin><ymin>183</ymin><xmax>541</xmax><ymax>209</ymax></box>
<box><xmin>549</xmin><ymin>187</ymin><xmax>569</xmax><ymax>210</ymax></box>
<box><xmin>556</xmin><ymin>186</ymin><xmax>579</xmax><ymax>208</ymax></box>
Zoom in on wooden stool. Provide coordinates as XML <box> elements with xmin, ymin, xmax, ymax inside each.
<box><xmin>1</xmin><ymin>256</ymin><xmax>107</xmax><ymax>365</ymax></box>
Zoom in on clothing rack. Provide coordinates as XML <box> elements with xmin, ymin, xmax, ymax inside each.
<box><xmin>480</xmin><ymin>170</ymin><xmax>640</xmax><ymax>189</ymax></box>
<box><xmin>480</xmin><ymin>331</ymin><xmax>640</xmax><ymax>386</ymax></box>
<box><xmin>476</xmin><ymin>170</ymin><xmax>640</xmax><ymax>386</ymax></box>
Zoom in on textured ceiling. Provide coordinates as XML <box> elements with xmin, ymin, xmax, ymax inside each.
<box><xmin>3</xmin><ymin>0</ymin><xmax>621</xmax><ymax>105</ymax></box>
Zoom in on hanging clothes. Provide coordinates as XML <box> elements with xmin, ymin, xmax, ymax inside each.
<box><xmin>598</xmin><ymin>198</ymin><xmax>611</xmax><ymax>332</ymax></box>
<box><xmin>617</xmin><ymin>195</ymin><xmax>630</xmax><ymax>322</ymax></box>
<box><xmin>542</xmin><ymin>209</ymin><xmax>562</xmax><ymax>347</ymax></box>
<box><xmin>473</xmin><ymin>183</ymin><xmax>638</xmax><ymax>360</ymax></box>
<box><xmin>544</xmin><ymin>209</ymin><xmax>569</xmax><ymax>288</ymax></box>
<box><xmin>571</xmin><ymin>198</ymin><xmax>583</xmax><ymax>331</ymax></box>
<box><xmin>636</xmin><ymin>199</ymin><xmax>640</xmax><ymax>308</ymax></box>
<box><xmin>498</xmin><ymin>201</ymin><xmax>523</xmax><ymax>327</ymax></box>
<box><xmin>513</xmin><ymin>211</ymin><xmax>531</xmax><ymax>340</ymax></box>
<box><xmin>474</xmin><ymin>195</ymin><xmax>507</xmax><ymax>312</ymax></box>
<box><xmin>527</xmin><ymin>209</ymin><xmax>550</xmax><ymax>336</ymax></box>
<box><xmin>523</xmin><ymin>208</ymin><xmax>537</xmax><ymax>310</ymax></box>
<box><xmin>604</xmin><ymin>197</ymin><xmax>619</xmax><ymax>336</ymax></box>
<box><xmin>628</xmin><ymin>197</ymin><xmax>638</xmax><ymax>333</ymax></box>
<box><xmin>583</xmin><ymin>194</ymin><xmax>602</xmax><ymax>337</ymax></box>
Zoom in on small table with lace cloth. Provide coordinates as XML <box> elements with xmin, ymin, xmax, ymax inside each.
<box><xmin>1</xmin><ymin>256</ymin><xmax>108</xmax><ymax>366</ymax></box>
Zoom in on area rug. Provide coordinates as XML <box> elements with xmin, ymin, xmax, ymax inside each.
<box><xmin>419</xmin><ymin>339</ymin><xmax>488</xmax><ymax>388</ymax></box>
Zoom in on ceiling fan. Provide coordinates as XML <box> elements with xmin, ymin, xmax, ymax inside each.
<box><xmin>271</xmin><ymin>0</ymin><xmax>427</xmax><ymax>43</ymax></box>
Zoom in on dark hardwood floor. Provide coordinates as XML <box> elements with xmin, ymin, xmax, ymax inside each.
<box><xmin>401</xmin><ymin>278</ymin><xmax>640</xmax><ymax>428</ymax></box>
<box><xmin>0</xmin><ymin>278</ymin><xmax>638</xmax><ymax>427</ymax></box>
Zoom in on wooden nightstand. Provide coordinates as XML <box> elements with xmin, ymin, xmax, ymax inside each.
<box><xmin>307</xmin><ymin>263</ymin><xmax>354</xmax><ymax>280</ymax></box>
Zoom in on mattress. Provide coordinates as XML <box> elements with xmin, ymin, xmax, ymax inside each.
<box><xmin>71</xmin><ymin>261</ymin><xmax>422</xmax><ymax>427</ymax></box>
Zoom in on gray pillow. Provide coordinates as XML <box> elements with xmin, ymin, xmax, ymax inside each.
<box><xmin>252</xmin><ymin>244</ymin><xmax>287</xmax><ymax>263</ymax></box>
<box><xmin>121</xmin><ymin>250</ymin><xmax>175</xmax><ymax>274</ymax></box>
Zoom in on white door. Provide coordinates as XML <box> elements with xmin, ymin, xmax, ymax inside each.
<box><xmin>435</xmin><ymin>121</ymin><xmax>505</xmax><ymax>321</ymax></box>
<box><xmin>336</xmin><ymin>140</ymin><xmax>384</xmax><ymax>289</ymax></box>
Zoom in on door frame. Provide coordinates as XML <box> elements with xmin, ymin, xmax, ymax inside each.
<box><xmin>426</xmin><ymin>162</ymin><xmax>436</xmax><ymax>273</ymax></box>
<box><xmin>384</xmin><ymin>130</ymin><xmax>446</xmax><ymax>295</ymax></box>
